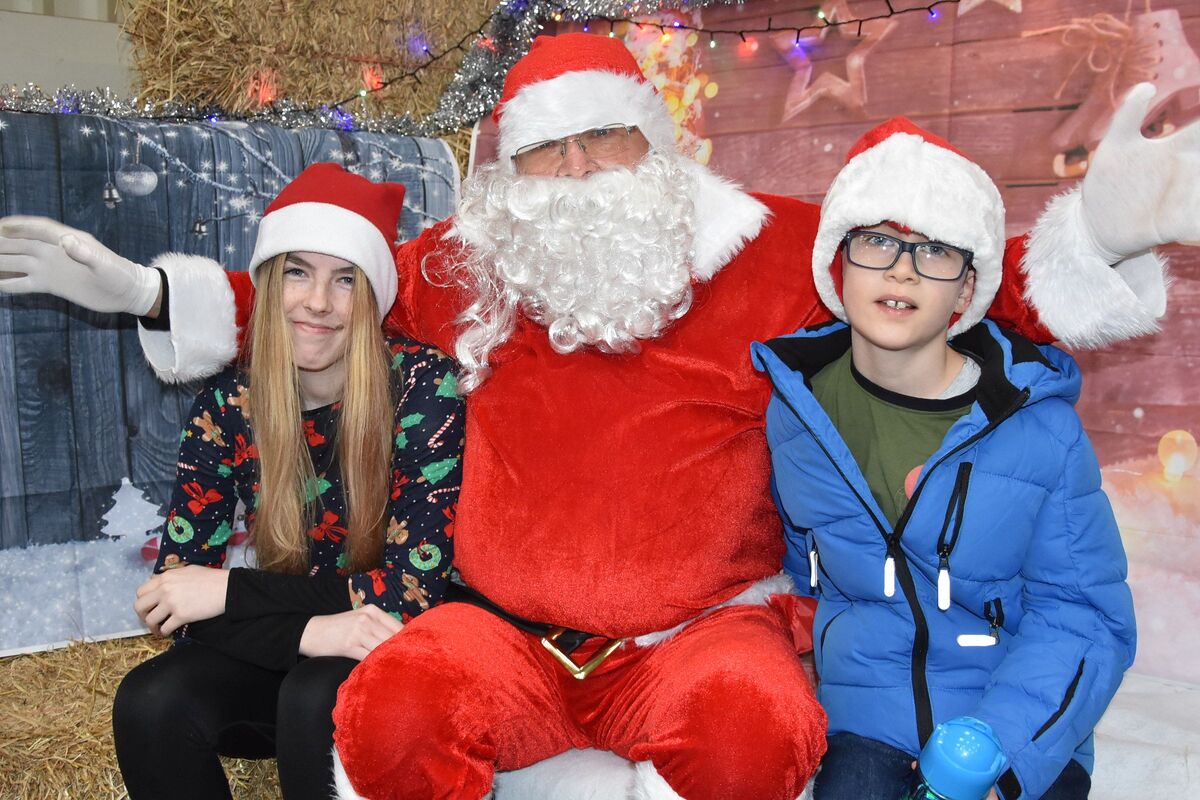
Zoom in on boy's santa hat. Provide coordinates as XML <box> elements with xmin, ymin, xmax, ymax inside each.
<box><xmin>248</xmin><ymin>162</ymin><xmax>405</xmax><ymax>318</ymax></box>
<box><xmin>493</xmin><ymin>33</ymin><xmax>678</xmax><ymax>168</ymax></box>
<box><xmin>812</xmin><ymin>118</ymin><xmax>1005</xmax><ymax>337</ymax></box>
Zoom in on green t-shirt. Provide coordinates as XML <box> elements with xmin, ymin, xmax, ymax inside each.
<box><xmin>810</xmin><ymin>351</ymin><xmax>975</xmax><ymax>526</ymax></box>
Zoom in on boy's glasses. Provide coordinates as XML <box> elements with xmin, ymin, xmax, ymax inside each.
<box><xmin>842</xmin><ymin>231</ymin><xmax>973</xmax><ymax>281</ymax></box>
<box><xmin>512</xmin><ymin>124</ymin><xmax>640</xmax><ymax>173</ymax></box>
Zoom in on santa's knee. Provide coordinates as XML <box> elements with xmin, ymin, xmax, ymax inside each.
<box><xmin>331</xmin><ymin>605</ymin><xmax>549</xmax><ymax>800</ymax></box>
<box><xmin>634</xmin><ymin>628</ymin><xmax>826</xmax><ymax>800</ymax></box>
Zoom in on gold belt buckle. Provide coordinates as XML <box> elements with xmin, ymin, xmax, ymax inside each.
<box><xmin>540</xmin><ymin>627</ymin><xmax>627</xmax><ymax>680</ymax></box>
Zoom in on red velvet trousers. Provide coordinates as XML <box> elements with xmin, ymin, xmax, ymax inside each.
<box><xmin>332</xmin><ymin>601</ymin><xmax>827</xmax><ymax>800</ymax></box>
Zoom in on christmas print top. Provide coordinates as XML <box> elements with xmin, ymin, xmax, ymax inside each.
<box><xmin>154</xmin><ymin>336</ymin><xmax>463</xmax><ymax>622</ymax></box>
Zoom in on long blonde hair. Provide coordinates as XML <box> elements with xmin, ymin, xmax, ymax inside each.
<box><xmin>246</xmin><ymin>254</ymin><xmax>393</xmax><ymax>575</ymax></box>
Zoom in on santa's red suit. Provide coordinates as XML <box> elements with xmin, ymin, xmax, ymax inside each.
<box><xmin>131</xmin><ymin>33</ymin><xmax>1167</xmax><ymax>800</ymax></box>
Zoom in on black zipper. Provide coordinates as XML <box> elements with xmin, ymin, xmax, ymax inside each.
<box><xmin>819</xmin><ymin>606</ymin><xmax>850</xmax><ymax>653</ymax></box>
<box><xmin>1033</xmin><ymin>657</ymin><xmax>1086</xmax><ymax>741</ymax></box>
<box><xmin>936</xmin><ymin>463</ymin><xmax>973</xmax><ymax>610</ymax></box>
<box><xmin>983</xmin><ymin>597</ymin><xmax>1005</xmax><ymax>642</ymax></box>
<box><xmin>936</xmin><ymin>462</ymin><xmax>972</xmax><ymax>559</ymax></box>
<box><xmin>770</xmin><ymin>376</ymin><xmax>1030</xmax><ymax>747</ymax></box>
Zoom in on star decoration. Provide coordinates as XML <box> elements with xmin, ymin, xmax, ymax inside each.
<box><xmin>78</xmin><ymin>124</ymin><xmax>93</xmax><ymax>137</ymax></box>
<box><xmin>957</xmin><ymin>0</ymin><xmax>1021</xmax><ymax>14</ymax></box>
<box><xmin>777</xmin><ymin>0</ymin><xmax>899</xmax><ymax>121</ymax></box>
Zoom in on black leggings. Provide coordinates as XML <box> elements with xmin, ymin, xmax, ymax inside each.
<box><xmin>112</xmin><ymin>641</ymin><xmax>356</xmax><ymax>799</ymax></box>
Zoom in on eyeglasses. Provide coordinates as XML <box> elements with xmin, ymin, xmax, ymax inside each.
<box><xmin>841</xmin><ymin>231</ymin><xmax>973</xmax><ymax>281</ymax></box>
<box><xmin>511</xmin><ymin>124</ymin><xmax>640</xmax><ymax>173</ymax></box>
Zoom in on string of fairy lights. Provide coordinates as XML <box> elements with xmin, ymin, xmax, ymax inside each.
<box><xmin>0</xmin><ymin>0</ymin><xmax>962</xmax><ymax>135</ymax></box>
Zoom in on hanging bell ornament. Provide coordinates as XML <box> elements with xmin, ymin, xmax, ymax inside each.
<box><xmin>103</xmin><ymin>181</ymin><xmax>122</xmax><ymax>209</ymax></box>
<box><xmin>192</xmin><ymin>219</ymin><xmax>209</xmax><ymax>236</ymax></box>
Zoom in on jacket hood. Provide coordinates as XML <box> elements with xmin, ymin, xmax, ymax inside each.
<box><xmin>753</xmin><ymin>319</ymin><xmax>1080</xmax><ymax>420</ymax></box>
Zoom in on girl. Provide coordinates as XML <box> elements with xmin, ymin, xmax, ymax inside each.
<box><xmin>111</xmin><ymin>163</ymin><xmax>463</xmax><ymax>799</ymax></box>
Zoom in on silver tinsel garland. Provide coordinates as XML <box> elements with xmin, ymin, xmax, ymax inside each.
<box><xmin>0</xmin><ymin>0</ymin><xmax>948</xmax><ymax>135</ymax></box>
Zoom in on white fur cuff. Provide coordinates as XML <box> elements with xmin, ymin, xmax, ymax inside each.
<box><xmin>495</xmin><ymin>749</ymin><xmax>638</xmax><ymax>800</ymax></box>
<box><xmin>332</xmin><ymin>747</ymin><xmax>370</xmax><ymax>800</ymax></box>
<box><xmin>137</xmin><ymin>253</ymin><xmax>239</xmax><ymax>383</ymax></box>
<box><xmin>1023</xmin><ymin>187</ymin><xmax>1166</xmax><ymax>349</ymax></box>
<box><xmin>634</xmin><ymin>572</ymin><xmax>796</xmax><ymax>647</ymax></box>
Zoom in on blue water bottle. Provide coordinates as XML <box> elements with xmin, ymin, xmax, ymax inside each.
<box><xmin>900</xmin><ymin>717</ymin><xmax>1007</xmax><ymax>800</ymax></box>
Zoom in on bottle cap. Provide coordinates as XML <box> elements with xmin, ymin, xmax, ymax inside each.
<box><xmin>918</xmin><ymin>716</ymin><xmax>1008</xmax><ymax>800</ymax></box>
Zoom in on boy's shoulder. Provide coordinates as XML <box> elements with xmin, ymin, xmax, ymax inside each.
<box><xmin>759</xmin><ymin>320</ymin><xmax>850</xmax><ymax>378</ymax></box>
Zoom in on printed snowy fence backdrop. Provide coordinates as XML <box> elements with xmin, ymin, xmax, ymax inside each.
<box><xmin>0</xmin><ymin>111</ymin><xmax>458</xmax><ymax>655</ymax></box>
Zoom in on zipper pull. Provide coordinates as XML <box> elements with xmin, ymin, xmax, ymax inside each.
<box><xmin>937</xmin><ymin>553</ymin><xmax>950</xmax><ymax>611</ymax></box>
<box><xmin>808</xmin><ymin>543</ymin><xmax>819</xmax><ymax>589</ymax></box>
<box><xmin>984</xmin><ymin>599</ymin><xmax>1001</xmax><ymax>642</ymax></box>
<box><xmin>883</xmin><ymin>541</ymin><xmax>896</xmax><ymax>598</ymax></box>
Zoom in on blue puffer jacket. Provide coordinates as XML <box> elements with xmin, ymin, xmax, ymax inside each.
<box><xmin>752</xmin><ymin>320</ymin><xmax>1136</xmax><ymax>800</ymax></box>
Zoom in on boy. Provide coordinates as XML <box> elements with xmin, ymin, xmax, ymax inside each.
<box><xmin>752</xmin><ymin>119</ymin><xmax>1136</xmax><ymax>800</ymax></box>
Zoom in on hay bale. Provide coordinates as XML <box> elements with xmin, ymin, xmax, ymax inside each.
<box><xmin>119</xmin><ymin>0</ymin><xmax>485</xmax><ymax>175</ymax></box>
<box><xmin>119</xmin><ymin>0</ymin><xmax>495</xmax><ymax>120</ymax></box>
<box><xmin>0</xmin><ymin>637</ymin><xmax>280</xmax><ymax>799</ymax></box>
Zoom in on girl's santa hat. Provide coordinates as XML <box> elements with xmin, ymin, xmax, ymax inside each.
<box><xmin>493</xmin><ymin>33</ymin><xmax>678</xmax><ymax>168</ymax></box>
<box><xmin>248</xmin><ymin>162</ymin><xmax>406</xmax><ymax>318</ymax></box>
<box><xmin>812</xmin><ymin>118</ymin><xmax>1005</xmax><ymax>337</ymax></box>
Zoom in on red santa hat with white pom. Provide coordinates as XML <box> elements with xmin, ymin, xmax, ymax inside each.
<box><xmin>492</xmin><ymin>32</ymin><xmax>678</xmax><ymax>169</ymax></box>
<box><xmin>248</xmin><ymin>162</ymin><xmax>406</xmax><ymax>319</ymax></box>
<box><xmin>811</xmin><ymin>117</ymin><xmax>1006</xmax><ymax>337</ymax></box>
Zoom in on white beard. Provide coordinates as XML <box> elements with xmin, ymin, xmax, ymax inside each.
<box><xmin>441</xmin><ymin>151</ymin><xmax>698</xmax><ymax>393</ymax></box>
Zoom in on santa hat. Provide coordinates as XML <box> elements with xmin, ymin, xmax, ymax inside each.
<box><xmin>248</xmin><ymin>162</ymin><xmax>405</xmax><ymax>318</ymax></box>
<box><xmin>492</xmin><ymin>33</ymin><xmax>677</xmax><ymax>168</ymax></box>
<box><xmin>812</xmin><ymin>118</ymin><xmax>1005</xmax><ymax>337</ymax></box>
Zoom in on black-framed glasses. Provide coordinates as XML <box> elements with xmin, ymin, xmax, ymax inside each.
<box><xmin>842</xmin><ymin>230</ymin><xmax>973</xmax><ymax>281</ymax></box>
<box><xmin>511</xmin><ymin>124</ymin><xmax>640</xmax><ymax>173</ymax></box>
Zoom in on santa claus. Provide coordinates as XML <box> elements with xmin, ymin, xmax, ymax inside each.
<box><xmin>0</xmin><ymin>31</ymin><xmax>1195</xmax><ymax>800</ymax></box>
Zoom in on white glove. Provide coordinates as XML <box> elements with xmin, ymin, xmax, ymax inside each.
<box><xmin>1079</xmin><ymin>82</ymin><xmax>1200</xmax><ymax>262</ymax></box>
<box><xmin>0</xmin><ymin>216</ymin><xmax>162</xmax><ymax>316</ymax></box>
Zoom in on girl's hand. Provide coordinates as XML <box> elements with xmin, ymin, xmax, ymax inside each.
<box><xmin>134</xmin><ymin>565</ymin><xmax>230</xmax><ymax>636</ymax></box>
<box><xmin>299</xmin><ymin>606</ymin><xmax>404</xmax><ymax>661</ymax></box>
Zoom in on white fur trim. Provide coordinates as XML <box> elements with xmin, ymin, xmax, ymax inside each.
<box><xmin>498</xmin><ymin>70</ymin><xmax>677</xmax><ymax>168</ymax></box>
<box><xmin>494</xmin><ymin>749</ymin><xmax>637</xmax><ymax>800</ymax></box>
<box><xmin>137</xmin><ymin>253</ymin><xmax>238</xmax><ymax>384</ymax></box>
<box><xmin>634</xmin><ymin>572</ymin><xmax>795</xmax><ymax>647</ymax></box>
<box><xmin>812</xmin><ymin>132</ymin><xmax>1004</xmax><ymax>337</ymax></box>
<box><xmin>1023</xmin><ymin>187</ymin><xmax>1166</xmax><ymax>348</ymax></box>
<box><xmin>631</xmin><ymin>761</ymin><xmax>684</xmax><ymax>800</ymax></box>
<box><xmin>684</xmin><ymin>161</ymin><xmax>771</xmax><ymax>280</ymax></box>
<box><xmin>631</xmin><ymin>761</ymin><xmax>811</xmax><ymax>800</ymax></box>
<box><xmin>249</xmin><ymin>201</ymin><xmax>397</xmax><ymax>319</ymax></box>
<box><xmin>332</xmin><ymin>747</ymin><xmax>369</xmax><ymax>800</ymax></box>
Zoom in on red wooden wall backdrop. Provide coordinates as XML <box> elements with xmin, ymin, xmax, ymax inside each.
<box><xmin>695</xmin><ymin>0</ymin><xmax>1199</xmax><ymax>469</ymax></box>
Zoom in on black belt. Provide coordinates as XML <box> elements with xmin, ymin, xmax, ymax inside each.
<box><xmin>444</xmin><ymin>581</ymin><xmax>627</xmax><ymax>680</ymax></box>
